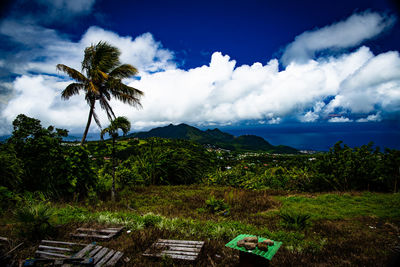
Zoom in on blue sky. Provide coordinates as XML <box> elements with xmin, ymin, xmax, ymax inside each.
<box><xmin>0</xmin><ymin>0</ymin><xmax>399</xmax><ymax>139</ymax></box>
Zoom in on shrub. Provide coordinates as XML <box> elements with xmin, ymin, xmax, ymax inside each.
<box><xmin>205</xmin><ymin>196</ymin><xmax>230</xmax><ymax>215</ymax></box>
<box><xmin>142</xmin><ymin>213</ymin><xmax>163</xmax><ymax>227</ymax></box>
<box><xmin>14</xmin><ymin>200</ymin><xmax>55</xmax><ymax>240</ymax></box>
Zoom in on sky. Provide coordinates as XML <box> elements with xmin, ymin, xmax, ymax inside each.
<box><xmin>0</xmin><ymin>0</ymin><xmax>399</xmax><ymax>145</ymax></box>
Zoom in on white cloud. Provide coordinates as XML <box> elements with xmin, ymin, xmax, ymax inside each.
<box><xmin>357</xmin><ymin>113</ymin><xmax>382</xmax><ymax>122</ymax></box>
<box><xmin>281</xmin><ymin>11</ymin><xmax>395</xmax><ymax>66</ymax></box>
<box><xmin>328</xmin><ymin>117</ymin><xmax>353</xmax><ymax>123</ymax></box>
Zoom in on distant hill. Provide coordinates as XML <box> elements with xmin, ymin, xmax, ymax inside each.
<box><xmin>128</xmin><ymin>123</ymin><xmax>298</xmax><ymax>154</ymax></box>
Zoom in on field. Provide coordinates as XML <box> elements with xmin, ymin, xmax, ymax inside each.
<box><xmin>1</xmin><ymin>186</ymin><xmax>399</xmax><ymax>266</ymax></box>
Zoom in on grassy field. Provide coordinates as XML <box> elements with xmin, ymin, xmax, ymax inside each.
<box><xmin>1</xmin><ymin>186</ymin><xmax>399</xmax><ymax>266</ymax></box>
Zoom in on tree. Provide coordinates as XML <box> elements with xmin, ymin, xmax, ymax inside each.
<box><xmin>101</xmin><ymin>116</ymin><xmax>131</xmax><ymax>201</ymax></box>
<box><xmin>57</xmin><ymin>41</ymin><xmax>143</xmax><ymax>145</ymax></box>
<box><xmin>5</xmin><ymin>114</ymin><xmax>95</xmax><ymax>198</ymax></box>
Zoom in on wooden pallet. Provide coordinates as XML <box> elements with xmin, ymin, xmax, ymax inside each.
<box><xmin>71</xmin><ymin>227</ymin><xmax>124</xmax><ymax>240</ymax></box>
<box><xmin>143</xmin><ymin>239</ymin><xmax>204</xmax><ymax>261</ymax></box>
<box><xmin>34</xmin><ymin>240</ymin><xmax>123</xmax><ymax>266</ymax></box>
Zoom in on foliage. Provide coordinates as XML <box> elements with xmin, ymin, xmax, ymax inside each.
<box><xmin>0</xmin><ymin>186</ymin><xmax>20</xmax><ymax>214</ymax></box>
<box><xmin>115</xmin><ymin>138</ymin><xmax>215</xmax><ymax>186</ymax></box>
<box><xmin>205</xmin><ymin>196</ymin><xmax>230</xmax><ymax>215</ymax></box>
<box><xmin>1</xmin><ymin>114</ymin><xmax>96</xmax><ymax>198</ymax></box>
<box><xmin>279</xmin><ymin>212</ymin><xmax>311</xmax><ymax>230</ymax></box>
<box><xmin>14</xmin><ymin>199</ymin><xmax>55</xmax><ymax>240</ymax></box>
<box><xmin>206</xmin><ymin>141</ymin><xmax>400</xmax><ymax>193</ymax></box>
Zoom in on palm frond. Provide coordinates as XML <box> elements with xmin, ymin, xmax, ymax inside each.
<box><xmin>56</xmin><ymin>64</ymin><xmax>87</xmax><ymax>83</ymax></box>
<box><xmin>100</xmin><ymin>126</ymin><xmax>110</xmax><ymax>140</ymax></box>
<box><xmin>88</xmin><ymin>81</ymin><xmax>99</xmax><ymax>94</ymax></box>
<box><xmin>92</xmin><ymin>109</ymin><xmax>101</xmax><ymax>129</ymax></box>
<box><xmin>107</xmin><ymin>81</ymin><xmax>144</xmax><ymax>107</ymax></box>
<box><xmin>99</xmin><ymin>96</ymin><xmax>115</xmax><ymax>121</ymax></box>
<box><xmin>61</xmin><ymin>83</ymin><xmax>84</xmax><ymax>99</ymax></box>
<box><xmin>84</xmin><ymin>41</ymin><xmax>120</xmax><ymax>74</ymax></box>
<box><xmin>109</xmin><ymin>64</ymin><xmax>138</xmax><ymax>79</ymax></box>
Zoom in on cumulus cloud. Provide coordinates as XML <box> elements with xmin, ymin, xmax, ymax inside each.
<box><xmin>1</xmin><ymin>11</ymin><xmax>400</xmax><ymax>135</ymax></box>
<box><xmin>357</xmin><ymin>113</ymin><xmax>382</xmax><ymax>122</ymax></box>
<box><xmin>328</xmin><ymin>117</ymin><xmax>353</xmax><ymax>123</ymax></box>
<box><xmin>281</xmin><ymin>11</ymin><xmax>395</xmax><ymax>66</ymax></box>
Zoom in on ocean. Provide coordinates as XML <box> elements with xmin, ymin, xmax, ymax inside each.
<box><xmin>218</xmin><ymin>121</ymin><xmax>400</xmax><ymax>151</ymax></box>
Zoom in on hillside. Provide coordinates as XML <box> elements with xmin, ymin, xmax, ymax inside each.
<box><xmin>129</xmin><ymin>123</ymin><xmax>298</xmax><ymax>153</ymax></box>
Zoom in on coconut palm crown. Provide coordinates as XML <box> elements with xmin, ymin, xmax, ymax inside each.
<box><xmin>57</xmin><ymin>41</ymin><xmax>143</xmax><ymax>145</ymax></box>
<box><xmin>100</xmin><ymin>116</ymin><xmax>131</xmax><ymax>140</ymax></box>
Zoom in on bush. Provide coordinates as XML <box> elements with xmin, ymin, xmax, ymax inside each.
<box><xmin>205</xmin><ymin>196</ymin><xmax>230</xmax><ymax>215</ymax></box>
<box><xmin>14</xmin><ymin>200</ymin><xmax>55</xmax><ymax>240</ymax></box>
<box><xmin>142</xmin><ymin>213</ymin><xmax>163</xmax><ymax>227</ymax></box>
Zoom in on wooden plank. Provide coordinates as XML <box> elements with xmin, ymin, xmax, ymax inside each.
<box><xmin>165</xmin><ymin>247</ymin><xmax>202</xmax><ymax>253</ymax></box>
<box><xmin>162</xmin><ymin>250</ymin><xmax>199</xmax><ymax>256</ymax></box>
<box><xmin>88</xmin><ymin>246</ymin><xmax>103</xmax><ymax>257</ymax></box>
<box><xmin>106</xmin><ymin>227</ymin><xmax>124</xmax><ymax>231</ymax></box>
<box><xmin>41</xmin><ymin>240</ymin><xmax>84</xmax><ymax>246</ymax></box>
<box><xmin>143</xmin><ymin>252</ymin><xmax>196</xmax><ymax>261</ymax></box>
<box><xmin>93</xmin><ymin>247</ymin><xmax>109</xmax><ymax>264</ymax></box>
<box><xmin>155</xmin><ymin>243</ymin><xmax>203</xmax><ymax>249</ymax></box>
<box><xmin>73</xmin><ymin>244</ymin><xmax>95</xmax><ymax>258</ymax></box>
<box><xmin>72</xmin><ymin>233</ymin><xmax>112</xmax><ymax>239</ymax></box>
<box><xmin>76</xmin><ymin>228</ymin><xmax>119</xmax><ymax>234</ymax></box>
<box><xmin>104</xmin><ymin>251</ymin><xmax>123</xmax><ymax>266</ymax></box>
<box><xmin>157</xmin><ymin>239</ymin><xmax>204</xmax><ymax>245</ymax></box>
<box><xmin>35</xmin><ymin>250</ymin><xmax>70</xmax><ymax>258</ymax></box>
<box><xmin>94</xmin><ymin>250</ymin><xmax>115</xmax><ymax>267</ymax></box>
<box><xmin>38</xmin><ymin>245</ymin><xmax>73</xmax><ymax>252</ymax></box>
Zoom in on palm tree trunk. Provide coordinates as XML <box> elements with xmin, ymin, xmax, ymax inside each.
<box><xmin>81</xmin><ymin>100</ymin><xmax>95</xmax><ymax>145</ymax></box>
<box><xmin>111</xmin><ymin>137</ymin><xmax>116</xmax><ymax>201</ymax></box>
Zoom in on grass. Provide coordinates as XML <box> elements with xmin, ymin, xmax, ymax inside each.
<box><xmin>275</xmin><ymin>192</ymin><xmax>400</xmax><ymax>220</ymax></box>
<box><xmin>1</xmin><ymin>186</ymin><xmax>399</xmax><ymax>266</ymax></box>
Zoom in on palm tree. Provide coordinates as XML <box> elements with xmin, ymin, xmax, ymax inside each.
<box><xmin>101</xmin><ymin>116</ymin><xmax>131</xmax><ymax>201</ymax></box>
<box><xmin>57</xmin><ymin>41</ymin><xmax>143</xmax><ymax>145</ymax></box>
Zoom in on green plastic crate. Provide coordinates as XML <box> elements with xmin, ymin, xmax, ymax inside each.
<box><xmin>225</xmin><ymin>234</ymin><xmax>282</xmax><ymax>261</ymax></box>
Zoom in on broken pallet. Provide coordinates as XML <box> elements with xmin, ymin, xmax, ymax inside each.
<box><xmin>143</xmin><ymin>239</ymin><xmax>204</xmax><ymax>261</ymax></box>
<box><xmin>34</xmin><ymin>240</ymin><xmax>123</xmax><ymax>266</ymax></box>
<box><xmin>71</xmin><ymin>227</ymin><xmax>124</xmax><ymax>240</ymax></box>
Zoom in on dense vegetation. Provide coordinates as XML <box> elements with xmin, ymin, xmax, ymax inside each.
<box><xmin>1</xmin><ymin>114</ymin><xmax>399</xmax><ymax>208</ymax></box>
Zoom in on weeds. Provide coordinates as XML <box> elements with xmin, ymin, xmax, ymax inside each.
<box><xmin>205</xmin><ymin>196</ymin><xmax>230</xmax><ymax>215</ymax></box>
<box><xmin>279</xmin><ymin>212</ymin><xmax>311</xmax><ymax>230</ymax></box>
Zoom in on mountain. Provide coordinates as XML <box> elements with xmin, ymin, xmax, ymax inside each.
<box><xmin>129</xmin><ymin>123</ymin><xmax>298</xmax><ymax>154</ymax></box>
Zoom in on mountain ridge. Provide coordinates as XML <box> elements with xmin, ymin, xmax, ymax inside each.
<box><xmin>128</xmin><ymin>123</ymin><xmax>298</xmax><ymax>154</ymax></box>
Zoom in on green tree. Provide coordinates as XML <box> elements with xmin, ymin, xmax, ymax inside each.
<box><xmin>101</xmin><ymin>116</ymin><xmax>131</xmax><ymax>201</ymax></box>
<box><xmin>57</xmin><ymin>41</ymin><xmax>143</xmax><ymax>145</ymax></box>
<box><xmin>6</xmin><ymin>114</ymin><xmax>95</xmax><ymax>198</ymax></box>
